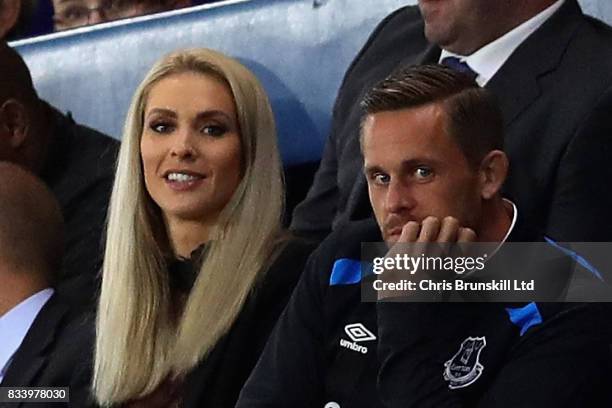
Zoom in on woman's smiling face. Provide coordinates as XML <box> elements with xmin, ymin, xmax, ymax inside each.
<box><xmin>140</xmin><ymin>71</ymin><xmax>242</xmax><ymax>223</ymax></box>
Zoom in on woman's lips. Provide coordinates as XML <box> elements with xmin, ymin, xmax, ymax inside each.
<box><xmin>163</xmin><ymin>171</ymin><xmax>206</xmax><ymax>191</ymax></box>
<box><xmin>165</xmin><ymin>177</ymin><xmax>205</xmax><ymax>191</ymax></box>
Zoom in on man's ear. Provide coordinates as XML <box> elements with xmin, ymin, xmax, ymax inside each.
<box><xmin>478</xmin><ymin>150</ymin><xmax>508</xmax><ymax>200</ymax></box>
<box><xmin>0</xmin><ymin>0</ymin><xmax>21</xmax><ymax>39</ymax></box>
<box><xmin>0</xmin><ymin>99</ymin><xmax>30</xmax><ymax>149</ymax></box>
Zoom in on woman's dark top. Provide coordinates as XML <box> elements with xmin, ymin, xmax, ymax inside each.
<box><xmin>171</xmin><ymin>237</ymin><xmax>316</xmax><ymax>408</ymax></box>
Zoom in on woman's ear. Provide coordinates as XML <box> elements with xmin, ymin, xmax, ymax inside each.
<box><xmin>478</xmin><ymin>150</ymin><xmax>509</xmax><ymax>200</ymax></box>
<box><xmin>0</xmin><ymin>99</ymin><xmax>30</xmax><ymax>149</ymax></box>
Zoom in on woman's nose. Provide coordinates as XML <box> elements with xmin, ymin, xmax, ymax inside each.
<box><xmin>170</xmin><ymin>131</ymin><xmax>198</xmax><ymax>160</ymax></box>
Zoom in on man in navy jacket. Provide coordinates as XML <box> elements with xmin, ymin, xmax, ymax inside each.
<box><xmin>237</xmin><ymin>65</ymin><xmax>612</xmax><ymax>408</ymax></box>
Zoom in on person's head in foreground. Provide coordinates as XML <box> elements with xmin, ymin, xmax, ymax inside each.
<box><xmin>360</xmin><ymin>64</ymin><xmax>512</xmax><ymax>245</ymax></box>
<box><xmin>0</xmin><ymin>161</ymin><xmax>63</xmax><ymax>315</ymax></box>
<box><xmin>94</xmin><ymin>48</ymin><xmax>285</xmax><ymax>404</ymax></box>
<box><xmin>52</xmin><ymin>0</ymin><xmax>191</xmax><ymax>31</ymax></box>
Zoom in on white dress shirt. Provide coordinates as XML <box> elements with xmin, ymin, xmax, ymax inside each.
<box><xmin>440</xmin><ymin>0</ymin><xmax>564</xmax><ymax>86</ymax></box>
<box><xmin>0</xmin><ymin>288</ymin><xmax>54</xmax><ymax>383</ymax></box>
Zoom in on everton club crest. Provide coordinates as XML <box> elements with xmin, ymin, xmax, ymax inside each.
<box><xmin>443</xmin><ymin>336</ymin><xmax>487</xmax><ymax>389</ymax></box>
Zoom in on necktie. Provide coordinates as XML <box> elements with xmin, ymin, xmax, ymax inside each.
<box><xmin>441</xmin><ymin>56</ymin><xmax>478</xmax><ymax>82</ymax></box>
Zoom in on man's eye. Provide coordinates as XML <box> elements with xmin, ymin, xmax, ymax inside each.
<box><xmin>372</xmin><ymin>173</ymin><xmax>390</xmax><ymax>185</ymax></box>
<box><xmin>109</xmin><ymin>0</ymin><xmax>131</xmax><ymax>11</ymax></box>
<box><xmin>201</xmin><ymin>125</ymin><xmax>226</xmax><ymax>137</ymax></box>
<box><xmin>62</xmin><ymin>6</ymin><xmax>88</xmax><ymax>20</ymax></box>
<box><xmin>414</xmin><ymin>167</ymin><xmax>433</xmax><ymax>179</ymax></box>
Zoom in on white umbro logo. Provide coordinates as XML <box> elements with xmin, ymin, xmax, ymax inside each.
<box><xmin>344</xmin><ymin>323</ymin><xmax>376</xmax><ymax>342</ymax></box>
<box><xmin>340</xmin><ymin>323</ymin><xmax>376</xmax><ymax>354</ymax></box>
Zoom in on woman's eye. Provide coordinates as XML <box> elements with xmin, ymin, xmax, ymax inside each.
<box><xmin>150</xmin><ymin>122</ymin><xmax>173</xmax><ymax>133</ymax></box>
<box><xmin>201</xmin><ymin>125</ymin><xmax>226</xmax><ymax>137</ymax></box>
<box><xmin>414</xmin><ymin>167</ymin><xmax>433</xmax><ymax>180</ymax></box>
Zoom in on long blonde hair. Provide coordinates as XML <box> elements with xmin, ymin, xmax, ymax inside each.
<box><xmin>93</xmin><ymin>48</ymin><xmax>285</xmax><ymax>405</ymax></box>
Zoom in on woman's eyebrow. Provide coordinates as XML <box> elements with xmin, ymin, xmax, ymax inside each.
<box><xmin>195</xmin><ymin>110</ymin><xmax>234</xmax><ymax>122</ymax></box>
<box><xmin>145</xmin><ymin>108</ymin><xmax>176</xmax><ymax>119</ymax></box>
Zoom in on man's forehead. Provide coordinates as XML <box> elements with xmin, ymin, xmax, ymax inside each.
<box><xmin>362</xmin><ymin>104</ymin><xmax>449</xmax><ymax>150</ymax></box>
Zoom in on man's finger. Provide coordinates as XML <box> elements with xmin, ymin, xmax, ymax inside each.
<box><xmin>417</xmin><ymin>216</ymin><xmax>441</xmax><ymax>242</ymax></box>
<box><xmin>457</xmin><ymin>227</ymin><xmax>477</xmax><ymax>242</ymax></box>
<box><xmin>398</xmin><ymin>221</ymin><xmax>420</xmax><ymax>243</ymax></box>
<box><xmin>437</xmin><ymin>216</ymin><xmax>460</xmax><ymax>243</ymax></box>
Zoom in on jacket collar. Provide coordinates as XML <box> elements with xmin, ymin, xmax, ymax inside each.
<box><xmin>0</xmin><ymin>295</ymin><xmax>69</xmax><ymax>390</ymax></box>
<box><xmin>485</xmin><ymin>0</ymin><xmax>584</xmax><ymax>125</ymax></box>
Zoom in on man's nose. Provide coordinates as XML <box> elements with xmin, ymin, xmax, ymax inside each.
<box><xmin>87</xmin><ymin>9</ymin><xmax>106</xmax><ymax>25</ymax></box>
<box><xmin>385</xmin><ymin>180</ymin><xmax>414</xmax><ymax>214</ymax></box>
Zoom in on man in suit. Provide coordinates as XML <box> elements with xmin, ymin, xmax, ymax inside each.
<box><xmin>0</xmin><ymin>41</ymin><xmax>118</xmax><ymax>306</ymax></box>
<box><xmin>292</xmin><ymin>0</ymin><xmax>612</xmax><ymax>242</ymax></box>
<box><xmin>0</xmin><ymin>162</ymin><xmax>93</xmax><ymax>407</ymax></box>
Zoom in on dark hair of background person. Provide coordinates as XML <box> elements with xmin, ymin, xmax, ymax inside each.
<box><xmin>11</xmin><ymin>0</ymin><xmax>33</xmax><ymax>36</ymax></box>
<box><xmin>360</xmin><ymin>64</ymin><xmax>504</xmax><ymax>169</ymax></box>
<box><xmin>0</xmin><ymin>40</ymin><xmax>38</xmax><ymax>99</ymax></box>
<box><xmin>0</xmin><ymin>161</ymin><xmax>64</xmax><ymax>284</ymax></box>
<box><xmin>0</xmin><ymin>41</ymin><xmax>50</xmax><ymax>174</ymax></box>
<box><xmin>1</xmin><ymin>1</ymin><xmax>54</xmax><ymax>41</ymax></box>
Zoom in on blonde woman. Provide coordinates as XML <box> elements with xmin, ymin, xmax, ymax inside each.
<box><xmin>93</xmin><ymin>48</ymin><xmax>313</xmax><ymax>407</ymax></box>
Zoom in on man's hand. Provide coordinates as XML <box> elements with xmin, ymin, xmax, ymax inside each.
<box><xmin>397</xmin><ymin>216</ymin><xmax>476</xmax><ymax>244</ymax></box>
<box><xmin>377</xmin><ymin>216</ymin><xmax>476</xmax><ymax>300</ymax></box>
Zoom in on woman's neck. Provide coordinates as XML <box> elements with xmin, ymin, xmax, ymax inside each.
<box><xmin>164</xmin><ymin>216</ymin><xmax>215</xmax><ymax>258</ymax></box>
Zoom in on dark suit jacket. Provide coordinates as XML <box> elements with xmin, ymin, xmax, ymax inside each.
<box><xmin>41</xmin><ymin>104</ymin><xmax>119</xmax><ymax>307</ymax></box>
<box><xmin>0</xmin><ymin>295</ymin><xmax>95</xmax><ymax>408</ymax></box>
<box><xmin>291</xmin><ymin>0</ymin><xmax>612</xmax><ymax>242</ymax></box>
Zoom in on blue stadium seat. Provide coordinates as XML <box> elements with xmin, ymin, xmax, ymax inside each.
<box><xmin>11</xmin><ymin>0</ymin><xmax>408</xmax><ymax>166</ymax></box>
<box><xmin>10</xmin><ymin>0</ymin><xmax>612</xmax><ymax>165</ymax></box>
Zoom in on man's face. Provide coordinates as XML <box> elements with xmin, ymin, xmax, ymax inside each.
<box><xmin>417</xmin><ymin>0</ymin><xmax>506</xmax><ymax>54</ymax></box>
<box><xmin>52</xmin><ymin>0</ymin><xmax>169</xmax><ymax>31</ymax></box>
<box><xmin>363</xmin><ymin>103</ymin><xmax>483</xmax><ymax>244</ymax></box>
